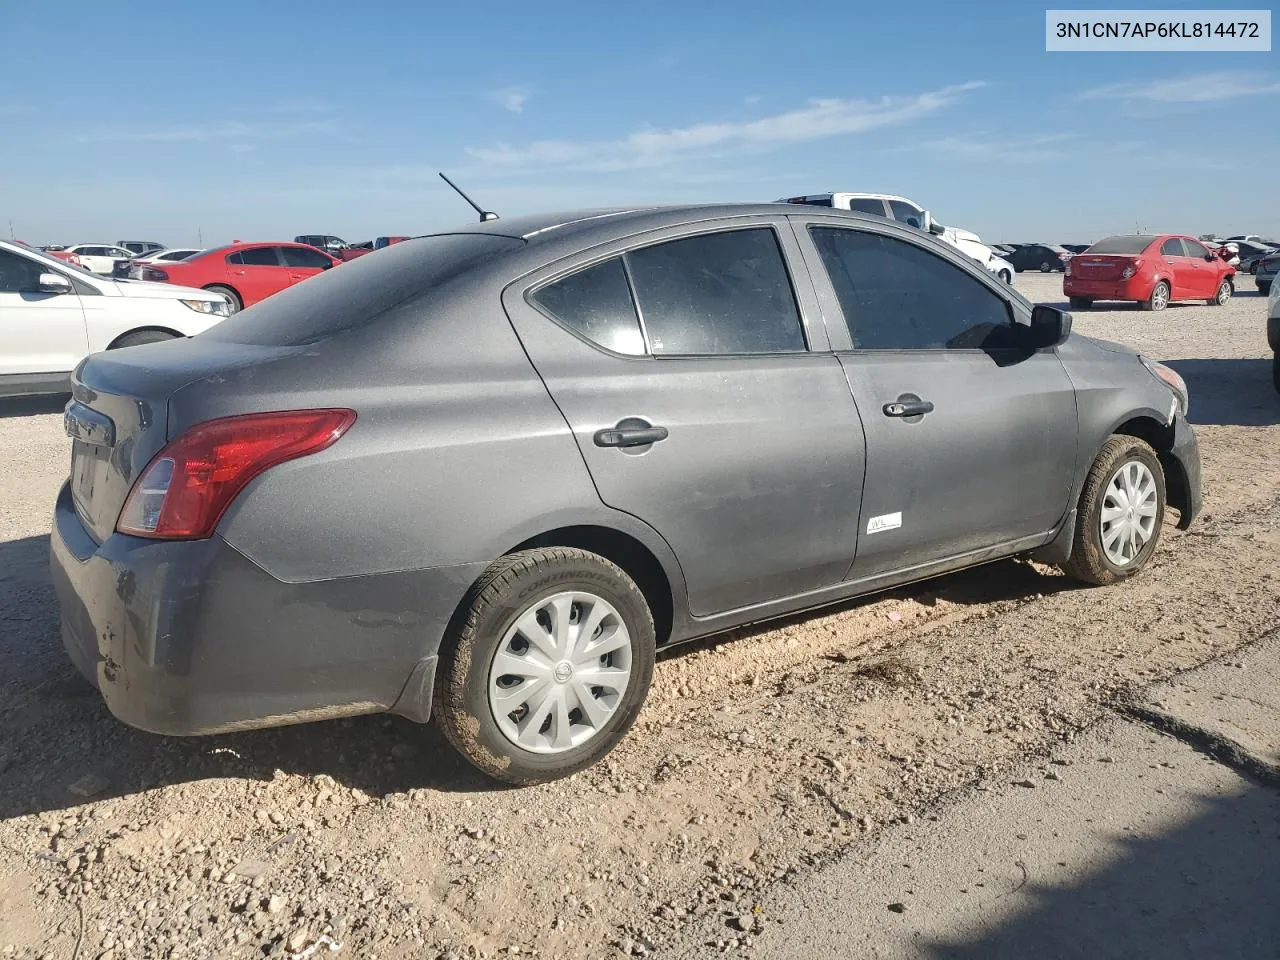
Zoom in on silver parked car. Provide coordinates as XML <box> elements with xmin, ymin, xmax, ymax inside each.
<box><xmin>51</xmin><ymin>205</ymin><xmax>1202</xmax><ymax>784</ymax></box>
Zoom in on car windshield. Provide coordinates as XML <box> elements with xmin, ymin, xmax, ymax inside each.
<box><xmin>202</xmin><ymin>233</ymin><xmax>523</xmax><ymax>346</ymax></box>
<box><xmin>1086</xmin><ymin>235</ymin><xmax>1154</xmax><ymax>255</ymax></box>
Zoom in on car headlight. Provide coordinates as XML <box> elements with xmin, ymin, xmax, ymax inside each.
<box><xmin>1139</xmin><ymin>355</ymin><xmax>1189</xmax><ymax>418</ymax></box>
<box><xmin>180</xmin><ymin>298</ymin><xmax>231</xmax><ymax>318</ymax></box>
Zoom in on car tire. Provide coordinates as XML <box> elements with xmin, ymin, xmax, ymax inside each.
<box><xmin>1273</xmin><ymin>353</ymin><xmax>1280</xmax><ymax>394</ymax></box>
<box><xmin>998</xmin><ymin>269</ymin><xmax>1012</xmax><ymax>284</ymax></box>
<box><xmin>1061</xmin><ymin>435</ymin><xmax>1166</xmax><ymax>586</ymax></box>
<box><xmin>1259</xmin><ymin>281</ymin><xmax>1272</xmax><ymax>296</ymax></box>
<box><xmin>1141</xmin><ymin>281</ymin><xmax>1170</xmax><ymax>312</ymax></box>
<box><xmin>1039</xmin><ymin>261</ymin><xmax>1053</xmax><ymax>273</ymax></box>
<box><xmin>1250</xmin><ymin>262</ymin><xmax>1258</xmax><ymax>275</ymax></box>
<box><xmin>1068</xmin><ymin>297</ymin><xmax>1092</xmax><ymax>310</ymax></box>
<box><xmin>434</xmin><ymin>547</ymin><xmax>656</xmax><ymax>785</ymax></box>
<box><xmin>204</xmin><ymin>284</ymin><xmax>242</xmax><ymax>314</ymax></box>
<box><xmin>1209</xmin><ymin>279</ymin><xmax>1232</xmax><ymax>306</ymax></box>
<box><xmin>109</xmin><ymin>330</ymin><xmax>178</xmax><ymax>349</ymax></box>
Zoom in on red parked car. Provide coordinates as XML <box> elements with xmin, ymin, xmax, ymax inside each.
<box><xmin>1064</xmin><ymin>234</ymin><xmax>1236</xmax><ymax>311</ymax></box>
<box><xmin>138</xmin><ymin>242</ymin><xmax>339</xmax><ymax>314</ymax></box>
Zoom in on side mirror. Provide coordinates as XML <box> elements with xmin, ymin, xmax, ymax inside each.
<box><xmin>928</xmin><ymin>219</ymin><xmax>946</xmax><ymax>236</ymax></box>
<box><xmin>38</xmin><ymin>272</ymin><xmax>72</xmax><ymax>295</ymax></box>
<box><xmin>1204</xmin><ymin>252</ymin><xmax>1216</xmax><ymax>262</ymax></box>
<box><xmin>1029</xmin><ymin>304</ymin><xmax>1072</xmax><ymax>348</ymax></box>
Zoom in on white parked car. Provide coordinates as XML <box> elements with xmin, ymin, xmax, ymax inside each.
<box><xmin>60</xmin><ymin>243</ymin><xmax>138</xmax><ymax>275</ymax></box>
<box><xmin>124</xmin><ymin>248</ymin><xmax>204</xmax><ymax>279</ymax></box>
<box><xmin>0</xmin><ymin>240</ymin><xmax>231</xmax><ymax>398</ymax></box>
<box><xmin>780</xmin><ymin>192</ymin><xmax>948</xmax><ymax>236</ymax></box>
<box><xmin>987</xmin><ymin>253</ymin><xmax>1014</xmax><ymax>284</ymax></box>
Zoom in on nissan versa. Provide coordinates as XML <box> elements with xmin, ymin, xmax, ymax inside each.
<box><xmin>51</xmin><ymin>205</ymin><xmax>1201</xmax><ymax>784</ymax></box>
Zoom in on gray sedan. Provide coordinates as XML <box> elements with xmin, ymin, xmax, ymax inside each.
<box><xmin>51</xmin><ymin>204</ymin><xmax>1201</xmax><ymax>784</ymax></box>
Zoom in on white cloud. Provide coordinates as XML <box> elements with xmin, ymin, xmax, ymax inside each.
<box><xmin>923</xmin><ymin>132</ymin><xmax>1081</xmax><ymax>163</ymax></box>
<box><xmin>485</xmin><ymin>86</ymin><xmax>531</xmax><ymax>114</ymax></box>
<box><xmin>70</xmin><ymin>120</ymin><xmax>340</xmax><ymax>144</ymax></box>
<box><xmin>1080</xmin><ymin>71</ymin><xmax>1280</xmax><ymax>103</ymax></box>
<box><xmin>466</xmin><ymin>81</ymin><xmax>988</xmax><ymax>173</ymax></box>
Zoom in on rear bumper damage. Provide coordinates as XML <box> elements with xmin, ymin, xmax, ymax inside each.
<box><xmin>50</xmin><ymin>481</ymin><xmax>483</xmax><ymax>736</ymax></box>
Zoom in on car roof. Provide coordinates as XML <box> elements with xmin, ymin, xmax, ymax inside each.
<box><xmin>420</xmin><ymin>203</ymin><xmax>904</xmax><ymax>252</ymax></box>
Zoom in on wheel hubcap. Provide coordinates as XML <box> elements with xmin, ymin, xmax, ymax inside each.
<box><xmin>1153</xmin><ymin>285</ymin><xmax>1168</xmax><ymax>309</ymax></box>
<box><xmin>1218</xmin><ymin>284</ymin><xmax>1230</xmax><ymax>304</ymax></box>
<box><xmin>1100</xmin><ymin>460</ymin><xmax>1159</xmax><ymax>566</ymax></box>
<box><xmin>488</xmin><ymin>591</ymin><xmax>632</xmax><ymax>754</ymax></box>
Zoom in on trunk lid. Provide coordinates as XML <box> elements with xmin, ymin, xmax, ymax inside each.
<box><xmin>1070</xmin><ymin>254</ymin><xmax>1135</xmax><ymax>281</ymax></box>
<box><xmin>66</xmin><ymin>339</ymin><xmax>299</xmax><ymax>543</ymax></box>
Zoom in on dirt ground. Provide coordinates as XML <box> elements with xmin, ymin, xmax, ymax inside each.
<box><xmin>1</xmin><ymin>274</ymin><xmax>1277</xmax><ymax>960</ymax></box>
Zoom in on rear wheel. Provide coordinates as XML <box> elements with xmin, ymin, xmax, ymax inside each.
<box><xmin>434</xmin><ymin>548</ymin><xmax>656</xmax><ymax>785</ymax></box>
<box><xmin>203</xmin><ymin>284</ymin><xmax>242</xmax><ymax>314</ymax></box>
<box><xmin>1068</xmin><ymin>297</ymin><xmax>1092</xmax><ymax>310</ymax></box>
<box><xmin>1061</xmin><ymin>436</ymin><xmax>1166</xmax><ymax>585</ymax></box>
<box><xmin>109</xmin><ymin>330</ymin><xmax>177</xmax><ymax>349</ymax></box>
<box><xmin>1210</xmin><ymin>279</ymin><xmax>1232</xmax><ymax>306</ymax></box>
<box><xmin>1141</xmin><ymin>281</ymin><xmax>1170</xmax><ymax>312</ymax></box>
<box><xmin>1249</xmin><ymin>262</ymin><xmax>1258</xmax><ymax>275</ymax></box>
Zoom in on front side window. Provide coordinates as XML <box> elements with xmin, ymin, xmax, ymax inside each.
<box><xmin>237</xmin><ymin>247</ymin><xmax>282</xmax><ymax>267</ymax></box>
<box><xmin>626</xmin><ymin>228</ymin><xmax>806</xmax><ymax>356</ymax></box>
<box><xmin>810</xmin><ymin>227</ymin><xmax>1013</xmax><ymax>351</ymax></box>
<box><xmin>888</xmin><ymin>200</ymin><xmax>924</xmax><ymax>226</ymax></box>
<box><xmin>1183</xmin><ymin>239</ymin><xmax>1209</xmax><ymax>258</ymax></box>
<box><xmin>1160</xmin><ymin>238</ymin><xmax>1184</xmax><ymax>257</ymax></box>
<box><xmin>0</xmin><ymin>249</ymin><xmax>44</xmax><ymax>293</ymax></box>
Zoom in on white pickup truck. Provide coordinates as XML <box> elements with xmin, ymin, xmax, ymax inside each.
<box><xmin>779</xmin><ymin>192</ymin><xmax>1011</xmax><ymax>282</ymax></box>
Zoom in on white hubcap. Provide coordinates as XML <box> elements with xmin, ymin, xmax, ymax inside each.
<box><xmin>1100</xmin><ymin>460</ymin><xmax>1159</xmax><ymax>566</ymax></box>
<box><xmin>488</xmin><ymin>591</ymin><xmax>632</xmax><ymax>754</ymax></box>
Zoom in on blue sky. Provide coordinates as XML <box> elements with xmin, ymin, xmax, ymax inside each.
<box><xmin>2</xmin><ymin>0</ymin><xmax>1277</xmax><ymax>247</ymax></box>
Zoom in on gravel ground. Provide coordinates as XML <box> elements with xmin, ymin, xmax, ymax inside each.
<box><xmin>0</xmin><ymin>274</ymin><xmax>1277</xmax><ymax>959</ymax></box>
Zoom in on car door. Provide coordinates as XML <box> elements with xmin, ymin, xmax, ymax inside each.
<box><xmin>1157</xmin><ymin>237</ymin><xmax>1192</xmax><ymax>297</ymax></box>
<box><xmin>0</xmin><ymin>248</ymin><xmax>88</xmax><ymax>376</ymax></box>
<box><xmin>226</xmin><ymin>246</ymin><xmax>291</xmax><ymax>307</ymax></box>
<box><xmin>502</xmin><ymin>219</ymin><xmax>868</xmax><ymax>617</ymax></box>
<box><xmin>1179</xmin><ymin>238</ymin><xmax>1219</xmax><ymax>297</ymax></box>
<box><xmin>795</xmin><ymin>219</ymin><xmax>1078</xmax><ymax>579</ymax></box>
<box><xmin>279</xmin><ymin>245</ymin><xmax>335</xmax><ymax>284</ymax></box>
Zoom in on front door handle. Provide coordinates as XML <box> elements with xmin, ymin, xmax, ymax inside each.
<box><xmin>594</xmin><ymin>420</ymin><xmax>669</xmax><ymax>448</ymax></box>
<box><xmin>883</xmin><ymin>398</ymin><xmax>934</xmax><ymax>418</ymax></box>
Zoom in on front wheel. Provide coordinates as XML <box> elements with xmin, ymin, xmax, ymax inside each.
<box><xmin>109</xmin><ymin>330</ymin><xmax>177</xmax><ymax>349</ymax></box>
<box><xmin>1141</xmin><ymin>281</ymin><xmax>1170</xmax><ymax>312</ymax></box>
<box><xmin>1061</xmin><ymin>436</ymin><xmax>1166</xmax><ymax>586</ymax></box>
<box><xmin>434</xmin><ymin>548</ymin><xmax>656</xmax><ymax>785</ymax></box>
<box><xmin>1250</xmin><ymin>262</ymin><xmax>1258</xmax><ymax>275</ymax></box>
<box><xmin>1039</xmin><ymin>261</ymin><xmax>1053</xmax><ymax>273</ymax></box>
<box><xmin>998</xmin><ymin>269</ymin><xmax>1012</xmax><ymax>284</ymax></box>
<box><xmin>1209</xmin><ymin>280</ymin><xmax>1232</xmax><ymax>306</ymax></box>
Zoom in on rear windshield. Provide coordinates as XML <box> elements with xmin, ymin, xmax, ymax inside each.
<box><xmin>201</xmin><ymin>234</ymin><xmax>521</xmax><ymax>346</ymax></box>
<box><xmin>1086</xmin><ymin>235</ymin><xmax>1154</xmax><ymax>255</ymax></box>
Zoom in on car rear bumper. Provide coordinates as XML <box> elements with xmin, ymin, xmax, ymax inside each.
<box><xmin>50</xmin><ymin>481</ymin><xmax>485</xmax><ymax>736</ymax></box>
<box><xmin>1168</xmin><ymin>415</ymin><xmax>1202</xmax><ymax>530</ymax></box>
<box><xmin>1063</xmin><ymin>277</ymin><xmax>1148</xmax><ymax>301</ymax></box>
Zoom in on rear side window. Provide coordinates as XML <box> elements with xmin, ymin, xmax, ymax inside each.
<box><xmin>849</xmin><ymin>198</ymin><xmax>888</xmax><ymax>217</ymax></box>
<box><xmin>237</xmin><ymin>247</ymin><xmax>282</xmax><ymax>266</ymax></box>
<box><xmin>531</xmin><ymin>258</ymin><xmax>644</xmax><ymax>355</ymax></box>
<box><xmin>202</xmin><ymin>234</ymin><xmax>523</xmax><ymax>346</ymax></box>
<box><xmin>1160</xmin><ymin>238</ymin><xmax>1184</xmax><ymax>257</ymax></box>
<box><xmin>810</xmin><ymin>227</ymin><xmax>1012</xmax><ymax>351</ymax></box>
<box><xmin>280</xmin><ymin>246</ymin><xmax>333</xmax><ymax>269</ymax></box>
<box><xmin>627</xmin><ymin>228</ymin><xmax>806</xmax><ymax>356</ymax></box>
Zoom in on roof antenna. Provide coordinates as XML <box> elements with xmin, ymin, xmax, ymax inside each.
<box><xmin>438</xmin><ymin>172</ymin><xmax>499</xmax><ymax>222</ymax></box>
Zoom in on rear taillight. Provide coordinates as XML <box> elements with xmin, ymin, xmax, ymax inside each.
<box><xmin>142</xmin><ymin>267</ymin><xmax>169</xmax><ymax>282</ymax></box>
<box><xmin>1121</xmin><ymin>258</ymin><xmax>1143</xmax><ymax>280</ymax></box>
<box><xmin>1064</xmin><ymin>260</ymin><xmax>1072</xmax><ymax>276</ymax></box>
<box><xmin>117</xmin><ymin>409</ymin><xmax>356</xmax><ymax>539</ymax></box>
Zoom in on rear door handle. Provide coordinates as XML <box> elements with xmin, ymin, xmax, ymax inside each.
<box><xmin>883</xmin><ymin>399</ymin><xmax>934</xmax><ymax>418</ymax></box>
<box><xmin>594</xmin><ymin>422</ymin><xmax>669</xmax><ymax>448</ymax></box>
